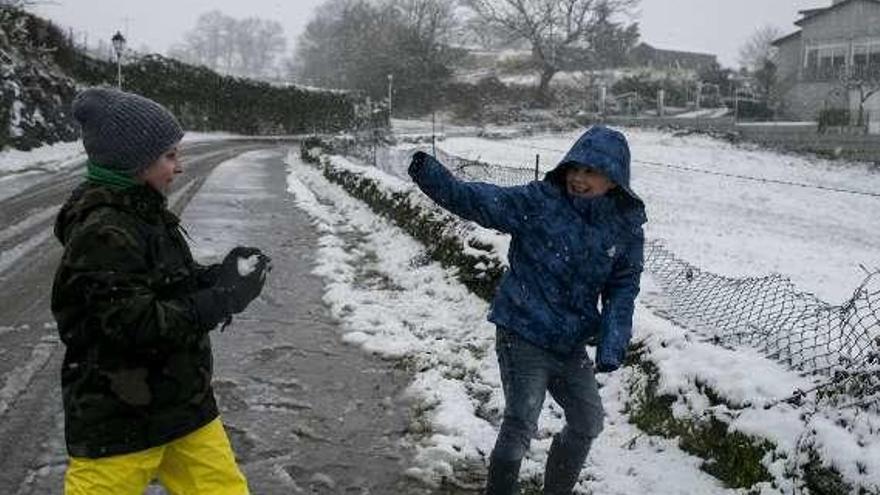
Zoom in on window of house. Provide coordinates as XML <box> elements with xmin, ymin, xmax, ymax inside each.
<box><xmin>804</xmin><ymin>44</ymin><xmax>848</xmax><ymax>81</ymax></box>
<box><xmin>805</xmin><ymin>48</ymin><xmax>819</xmax><ymax>80</ymax></box>
<box><xmin>869</xmin><ymin>47</ymin><xmax>880</xmax><ymax>79</ymax></box>
<box><xmin>853</xmin><ymin>45</ymin><xmax>869</xmax><ymax>78</ymax></box>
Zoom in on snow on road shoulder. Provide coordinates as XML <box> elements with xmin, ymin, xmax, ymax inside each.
<box><xmin>182</xmin><ymin>131</ymin><xmax>251</xmax><ymax>143</ymax></box>
<box><xmin>0</xmin><ymin>141</ymin><xmax>84</xmax><ymax>176</ymax></box>
<box><xmin>284</xmin><ymin>150</ymin><xmax>732</xmax><ymax>493</ymax></box>
<box><xmin>285</xmin><ymin>150</ymin><xmax>500</xmax><ymax>474</ymax></box>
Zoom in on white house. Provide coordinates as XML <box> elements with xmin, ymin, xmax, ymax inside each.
<box><xmin>773</xmin><ymin>0</ymin><xmax>880</xmax><ymax>132</ymax></box>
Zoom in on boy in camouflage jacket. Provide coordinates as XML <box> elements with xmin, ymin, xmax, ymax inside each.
<box><xmin>52</xmin><ymin>88</ymin><xmax>268</xmax><ymax>494</ymax></box>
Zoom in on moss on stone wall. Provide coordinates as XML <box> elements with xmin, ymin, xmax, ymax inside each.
<box><xmin>303</xmin><ymin>146</ymin><xmax>503</xmax><ymax>301</ymax></box>
<box><xmin>623</xmin><ymin>345</ymin><xmax>775</xmax><ymax>489</ymax></box>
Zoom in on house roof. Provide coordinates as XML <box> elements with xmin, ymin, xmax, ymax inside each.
<box><xmin>773</xmin><ymin>0</ymin><xmax>880</xmax><ymax>45</ymax></box>
<box><xmin>794</xmin><ymin>0</ymin><xmax>880</xmax><ymax>26</ymax></box>
<box><xmin>771</xmin><ymin>30</ymin><xmax>802</xmax><ymax>47</ymax></box>
<box><xmin>630</xmin><ymin>42</ymin><xmax>716</xmax><ymax>61</ymax></box>
<box><xmin>797</xmin><ymin>7</ymin><xmax>828</xmax><ymax>18</ymax></box>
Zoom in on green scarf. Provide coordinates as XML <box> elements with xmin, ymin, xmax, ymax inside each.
<box><xmin>86</xmin><ymin>161</ymin><xmax>140</xmax><ymax>190</ymax></box>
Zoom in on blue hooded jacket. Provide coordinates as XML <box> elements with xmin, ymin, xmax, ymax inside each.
<box><xmin>408</xmin><ymin>126</ymin><xmax>646</xmax><ymax>370</ymax></box>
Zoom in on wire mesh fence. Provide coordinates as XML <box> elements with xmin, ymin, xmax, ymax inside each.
<box><xmin>643</xmin><ymin>241</ymin><xmax>880</xmax><ymax>375</ymax></box>
<box><xmin>335</xmin><ymin>139</ymin><xmax>880</xmax><ymax>408</ymax></box>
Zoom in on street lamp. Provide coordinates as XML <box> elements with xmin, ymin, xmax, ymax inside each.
<box><xmin>387</xmin><ymin>73</ymin><xmax>393</xmax><ymax>117</ymax></box>
<box><xmin>111</xmin><ymin>31</ymin><xmax>126</xmax><ymax>89</ymax></box>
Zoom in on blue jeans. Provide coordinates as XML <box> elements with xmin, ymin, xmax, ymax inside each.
<box><xmin>491</xmin><ymin>327</ymin><xmax>604</xmax><ymax>463</ymax></box>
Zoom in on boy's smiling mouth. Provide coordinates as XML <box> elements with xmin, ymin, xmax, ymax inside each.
<box><xmin>568</xmin><ymin>183</ymin><xmax>594</xmax><ymax>197</ymax></box>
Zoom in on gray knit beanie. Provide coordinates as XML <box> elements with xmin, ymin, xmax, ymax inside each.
<box><xmin>72</xmin><ymin>88</ymin><xmax>184</xmax><ymax>175</ymax></box>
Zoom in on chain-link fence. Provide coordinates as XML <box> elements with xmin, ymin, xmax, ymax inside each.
<box><xmin>643</xmin><ymin>240</ymin><xmax>880</xmax><ymax>376</ymax></box>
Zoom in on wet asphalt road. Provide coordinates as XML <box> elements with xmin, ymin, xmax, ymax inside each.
<box><xmin>0</xmin><ymin>141</ymin><xmax>434</xmax><ymax>494</ymax></box>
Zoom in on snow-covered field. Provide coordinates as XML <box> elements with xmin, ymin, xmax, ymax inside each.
<box><xmin>287</xmin><ymin>126</ymin><xmax>880</xmax><ymax>493</ymax></box>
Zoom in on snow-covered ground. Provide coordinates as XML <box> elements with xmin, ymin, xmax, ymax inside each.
<box><xmin>5</xmin><ymin>124</ymin><xmax>877</xmax><ymax>492</ymax></box>
<box><xmin>673</xmin><ymin>108</ymin><xmax>729</xmax><ymax>119</ymax></box>
<box><xmin>0</xmin><ymin>132</ymin><xmax>249</xmax><ymax>177</ymax></box>
<box><xmin>0</xmin><ymin>141</ymin><xmax>84</xmax><ymax>176</ymax></box>
<box><xmin>288</xmin><ymin>126</ymin><xmax>880</xmax><ymax>493</ymax></box>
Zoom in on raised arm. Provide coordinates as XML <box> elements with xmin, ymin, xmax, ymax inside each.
<box><xmin>408</xmin><ymin>151</ymin><xmax>532</xmax><ymax>234</ymax></box>
<box><xmin>596</xmin><ymin>232</ymin><xmax>645</xmax><ymax>372</ymax></box>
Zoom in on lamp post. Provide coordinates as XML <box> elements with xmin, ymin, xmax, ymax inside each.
<box><xmin>387</xmin><ymin>73</ymin><xmax>393</xmax><ymax>118</ymax></box>
<box><xmin>111</xmin><ymin>31</ymin><xmax>126</xmax><ymax>89</ymax></box>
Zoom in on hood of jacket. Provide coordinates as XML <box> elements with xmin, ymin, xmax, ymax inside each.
<box><xmin>54</xmin><ymin>182</ymin><xmax>172</xmax><ymax>246</ymax></box>
<box><xmin>545</xmin><ymin>125</ymin><xmax>645</xmax><ymax>221</ymax></box>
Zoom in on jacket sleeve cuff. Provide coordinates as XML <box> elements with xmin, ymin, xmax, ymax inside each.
<box><xmin>408</xmin><ymin>151</ymin><xmax>430</xmax><ymax>180</ymax></box>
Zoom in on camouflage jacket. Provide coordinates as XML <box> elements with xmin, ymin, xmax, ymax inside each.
<box><xmin>52</xmin><ymin>182</ymin><xmax>228</xmax><ymax>458</ymax></box>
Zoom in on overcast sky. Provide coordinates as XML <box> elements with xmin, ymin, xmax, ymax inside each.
<box><xmin>32</xmin><ymin>0</ymin><xmax>826</xmax><ymax>69</ymax></box>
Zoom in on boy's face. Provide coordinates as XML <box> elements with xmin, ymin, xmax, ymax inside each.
<box><xmin>139</xmin><ymin>143</ymin><xmax>182</xmax><ymax>194</ymax></box>
<box><xmin>565</xmin><ymin>166</ymin><xmax>616</xmax><ymax>198</ymax></box>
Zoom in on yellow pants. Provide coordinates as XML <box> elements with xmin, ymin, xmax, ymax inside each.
<box><xmin>65</xmin><ymin>418</ymin><xmax>249</xmax><ymax>495</ymax></box>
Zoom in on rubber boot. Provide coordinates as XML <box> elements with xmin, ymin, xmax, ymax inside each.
<box><xmin>485</xmin><ymin>456</ymin><xmax>522</xmax><ymax>495</ymax></box>
<box><xmin>542</xmin><ymin>433</ymin><xmax>592</xmax><ymax>495</ymax></box>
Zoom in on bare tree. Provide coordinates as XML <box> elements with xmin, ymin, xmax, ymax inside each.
<box><xmin>168</xmin><ymin>11</ymin><xmax>233</xmax><ymax>71</ymax></box>
<box><xmin>738</xmin><ymin>25</ymin><xmax>782</xmax><ymax>114</ymax></box>
<box><xmin>385</xmin><ymin>0</ymin><xmax>462</xmax><ymax>104</ymax></box>
<box><xmin>461</xmin><ymin>0</ymin><xmax>638</xmax><ymax>103</ymax></box>
<box><xmin>293</xmin><ymin>0</ymin><xmax>385</xmax><ymax>89</ymax></box>
<box><xmin>236</xmin><ymin>17</ymin><xmax>287</xmax><ymax>78</ymax></box>
<box><xmin>738</xmin><ymin>25</ymin><xmax>781</xmax><ymax>72</ymax></box>
<box><xmin>839</xmin><ymin>70</ymin><xmax>880</xmax><ymax>131</ymax></box>
<box><xmin>168</xmin><ymin>10</ymin><xmax>286</xmax><ymax>79</ymax></box>
<box><xmin>390</xmin><ymin>0</ymin><xmax>459</xmax><ymax>49</ymax></box>
<box><xmin>292</xmin><ymin>0</ymin><xmax>462</xmax><ymax>112</ymax></box>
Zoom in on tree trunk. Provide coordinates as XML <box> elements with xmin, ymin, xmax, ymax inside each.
<box><xmin>537</xmin><ymin>66</ymin><xmax>557</xmax><ymax>106</ymax></box>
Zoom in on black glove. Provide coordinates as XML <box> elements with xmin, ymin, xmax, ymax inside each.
<box><xmin>408</xmin><ymin>151</ymin><xmax>430</xmax><ymax>176</ymax></box>
<box><xmin>222</xmin><ymin>247</ymin><xmax>263</xmax><ymax>272</ymax></box>
<box><xmin>216</xmin><ymin>247</ymin><xmax>271</xmax><ymax>314</ymax></box>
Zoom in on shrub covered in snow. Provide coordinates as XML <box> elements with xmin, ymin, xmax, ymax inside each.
<box><xmin>0</xmin><ymin>7</ymin><xmax>79</xmax><ymax>151</ymax></box>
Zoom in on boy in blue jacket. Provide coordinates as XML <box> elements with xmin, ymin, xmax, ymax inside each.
<box><xmin>408</xmin><ymin>125</ymin><xmax>646</xmax><ymax>495</ymax></box>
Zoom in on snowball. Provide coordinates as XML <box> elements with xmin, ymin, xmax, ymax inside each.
<box><xmin>237</xmin><ymin>255</ymin><xmax>260</xmax><ymax>276</ymax></box>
